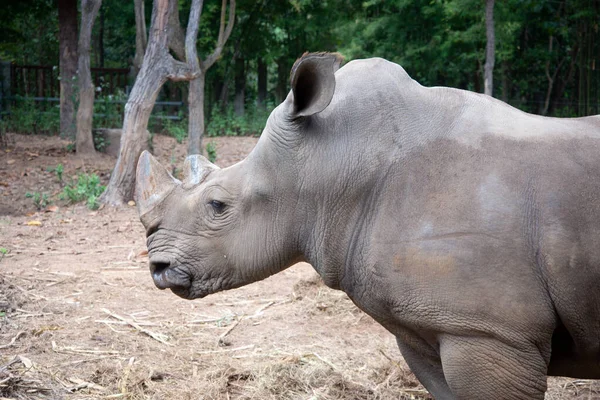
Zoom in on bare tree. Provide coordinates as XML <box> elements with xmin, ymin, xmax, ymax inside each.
<box><xmin>76</xmin><ymin>0</ymin><xmax>103</xmax><ymax>155</ymax></box>
<box><xmin>132</xmin><ymin>0</ymin><xmax>148</xmax><ymax>75</ymax></box>
<box><xmin>100</xmin><ymin>0</ymin><xmax>234</xmax><ymax>206</ymax></box>
<box><xmin>58</xmin><ymin>0</ymin><xmax>78</xmax><ymax>139</ymax></box>
<box><xmin>484</xmin><ymin>0</ymin><xmax>495</xmax><ymax>97</ymax></box>
<box><xmin>186</xmin><ymin>0</ymin><xmax>235</xmax><ymax>155</ymax></box>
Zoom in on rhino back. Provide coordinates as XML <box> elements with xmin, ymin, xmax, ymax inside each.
<box><xmin>306</xmin><ymin>59</ymin><xmax>600</xmax><ymax>371</ymax></box>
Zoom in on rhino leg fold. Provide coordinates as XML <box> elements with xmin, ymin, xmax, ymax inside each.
<box><xmin>396</xmin><ymin>337</ymin><xmax>455</xmax><ymax>400</ymax></box>
<box><xmin>439</xmin><ymin>335</ymin><xmax>547</xmax><ymax>399</ymax></box>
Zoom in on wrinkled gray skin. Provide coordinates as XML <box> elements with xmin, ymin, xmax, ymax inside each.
<box><xmin>136</xmin><ymin>53</ymin><xmax>600</xmax><ymax>399</ymax></box>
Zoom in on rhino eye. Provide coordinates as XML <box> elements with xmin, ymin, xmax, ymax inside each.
<box><xmin>209</xmin><ymin>200</ymin><xmax>226</xmax><ymax>213</ymax></box>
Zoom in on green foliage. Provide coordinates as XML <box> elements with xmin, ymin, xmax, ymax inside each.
<box><xmin>25</xmin><ymin>191</ymin><xmax>51</xmax><ymax>210</ymax></box>
<box><xmin>3</xmin><ymin>97</ymin><xmax>60</xmax><ymax>135</ymax></box>
<box><xmin>93</xmin><ymin>91</ymin><xmax>126</xmax><ymax>129</ymax></box>
<box><xmin>65</xmin><ymin>142</ymin><xmax>76</xmax><ymax>153</ymax></box>
<box><xmin>206</xmin><ymin>141</ymin><xmax>217</xmax><ymax>163</ymax></box>
<box><xmin>163</xmin><ymin>116</ymin><xmax>188</xmax><ymax>144</ymax></box>
<box><xmin>60</xmin><ymin>173</ymin><xmax>105</xmax><ymax>210</ymax></box>
<box><xmin>47</xmin><ymin>164</ymin><xmax>64</xmax><ymax>182</ymax></box>
<box><xmin>93</xmin><ymin>132</ymin><xmax>110</xmax><ymax>152</ymax></box>
<box><xmin>206</xmin><ymin>105</ymin><xmax>270</xmax><ymax>137</ymax></box>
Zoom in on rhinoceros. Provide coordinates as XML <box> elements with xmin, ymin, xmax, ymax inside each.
<box><xmin>135</xmin><ymin>52</ymin><xmax>600</xmax><ymax>399</ymax></box>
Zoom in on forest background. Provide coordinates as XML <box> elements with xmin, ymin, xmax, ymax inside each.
<box><xmin>0</xmin><ymin>0</ymin><xmax>599</xmax><ymax>159</ymax></box>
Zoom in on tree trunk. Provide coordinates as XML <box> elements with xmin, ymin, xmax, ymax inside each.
<box><xmin>133</xmin><ymin>0</ymin><xmax>148</xmax><ymax>76</ymax></box>
<box><xmin>100</xmin><ymin>0</ymin><xmax>172</xmax><ymax>206</ymax></box>
<box><xmin>101</xmin><ymin>0</ymin><xmax>234</xmax><ymax>204</ymax></box>
<box><xmin>76</xmin><ymin>0</ymin><xmax>103</xmax><ymax>155</ymax></box>
<box><xmin>58</xmin><ymin>0</ymin><xmax>78</xmax><ymax>139</ymax></box>
<box><xmin>257</xmin><ymin>59</ymin><xmax>267</xmax><ymax>109</ymax></box>
<box><xmin>484</xmin><ymin>0</ymin><xmax>495</xmax><ymax>97</ymax></box>
<box><xmin>185</xmin><ymin>0</ymin><xmax>236</xmax><ymax>156</ymax></box>
<box><xmin>234</xmin><ymin>55</ymin><xmax>245</xmax><ymax>116</ymax></box>
<box><xmin>187</xmin><ymin>73</ymin><xmax>205</xmax><ymax>155</ymax></box>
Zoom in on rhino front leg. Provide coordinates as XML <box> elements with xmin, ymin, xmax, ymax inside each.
<box><xmin>439</xmin><ymin>335</ymin><xmax>548</xmax><ymax>399</ymax></box>
<box><xmin>395</xmin><ymin>337</ymin><xmax>455</xmax><ymax>399</ymax></box>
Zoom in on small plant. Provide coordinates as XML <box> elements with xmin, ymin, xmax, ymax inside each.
<box><xmin>93</xmin><ymin>131</ymin><xmax>110</xmax><ymax>153</ymax></box>
<box><xmin>206</xmin><ymin>141</ymin><xmax>217</xmax><ymax>163</ymax></box>
<box><xmin>47</xmin><ymin>164</ymin><xmax>64</xmax><ymax>182</ymax></box>
<box><xmin>65</xmin><ymin>142</ymin><xmax>75</xmax><ymax>153</ymax></box>
<box><xmin>60</xmin><ymin>173</ymin><xmax>105</xmax><ymax>210</ymax></box>
<box><xmin>25</xmin><ymin>192</ymin><xmax>51</xmax><ymax>210</ymax></box>
<box><xmin>0</xmin><ymin>247</ymin><xmax>8</xmax><ymax>263</ymax></box>
<box><xmin>163</xmin><ymin>116</ymin><xmax>187</xmax><ymax>144</ymax></box>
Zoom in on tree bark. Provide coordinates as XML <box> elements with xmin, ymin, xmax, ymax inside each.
<box><xmin>133</xmin><ymin>0</ymin><xmax>148</xmax><ymax>76</ymax></box>
<box><xmin>76</xmin><ymin>0</ymin><xmax>103</xmax><ymax>155</ymax></box>
<box><xmin>484</xmin><ymin>0</ymin><xmax>495</xmax><ymax>97</ymax></box>
<box><xmin>187</xmin><ymin>73</ymin><xmax>205</xmax><ymax>155</ymax></box>
<box><xmin>234</xmin><ymin>54</ymin><xmax>245</xmax><ymax>116</ymax></box>
<box><xmin>101</xmin><ymin>0</ymin><xmax>222</xmax><ymax>205</ymax></box>
<box><xmin>100</xmin><ymin>0</ymin><xmax>172</xmax><ymax>205</ymax></box>
<box><xmin>186</xmin><ymin>0</ymin><xmax>235</xmax><ymax>155</ymax></box>
<box><xmin>167</xmin><ymin>0</ymin><xmax>186</xmax><ymax>61</ymax></box>
<box><xmin>58</xmin><ymin>0</ymin><xmax>79</xmax><ymax>139</ymax></box>
<box><xmin>257</xmin><ymin>58</ymin><xmax>267</xmax><ymax>109</ymax></box>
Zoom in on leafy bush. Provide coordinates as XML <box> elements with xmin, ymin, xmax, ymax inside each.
<box><xmin>25</xmin><ymin>192</ymin><xmax>51</xmax><ymax>210</ymax></box>
<box><xmin>206</xmin><ymin>141</ymin><xmax>217</xmax><ymax>163</ymax></box>
<box><xmin>60</xmin><ymin>173</ymin><xmax>105</xmax><ymax>210</ymax></box>
<box><xmin>93</xmin><ymin>91</ymin><xmax>126</xmax><ymax>129</ymax></box>
<box><xmin>93</xmin><ymin>131</ymin><xmax>110</xmax><ymax>152</ymax></box>
<box><xmin>206</xmin><ymin>104</ymin><xmax>271</xmax><ymax>137</ymax></box>
<box><xmin>163</xmin><ymin>116</ymin><xmax>187</xmax><ymax>143</ymax></box>
<box><xmin>3</xmin><ymin>96</ymin><xmax>60</xmax><ymax>135</ymax></box>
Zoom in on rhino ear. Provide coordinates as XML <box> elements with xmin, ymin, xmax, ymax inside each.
<box><xmin>182</xmin><ymin>154</ymin><xmax>219</xmax><ymax>188</ymax></box>
<box><xmin>289</xmin><ymin>52</ymin><xmax>343</xmax><ymax>117</ymax></box>
<box><xmin>135</xmin><ymin>151</ymin><xmax>179</xmax><ymax>217</ymax></box>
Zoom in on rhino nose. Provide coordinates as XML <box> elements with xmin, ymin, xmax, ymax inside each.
<box><xmin>149</xmin><ymin>258</ymin><xmax>191</xmax><ymax>291</ymax></box>
<box><xmin>149</xmin><ymin>260</ymin><xmax>171</xmax><ymax>290</ymax></box>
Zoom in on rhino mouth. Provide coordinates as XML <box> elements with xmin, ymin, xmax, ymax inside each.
<box><xmin>149</xmin><ymin>258</ymin><xmax>192</xmax><ymax>294</ymax></box>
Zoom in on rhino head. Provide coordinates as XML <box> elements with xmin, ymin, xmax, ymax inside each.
<box><xmin>136</xmin><ymin>53</ymin><xmax>345</xmax><ymax>299</ymax></box>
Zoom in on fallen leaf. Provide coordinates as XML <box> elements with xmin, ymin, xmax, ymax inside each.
<box><xmin>26</xmin><ymin>220</ymin><xmax>43</xmax><ymax>226</ymax></box>
<box><xmin>7</xmin><ymin>159</ymin><xmax>16</xmax><ymax>165</ymax></box>
<box><xmin>137</xmin><ymin>250</ymin><xmax>149</xmax><ymax>257</ymax></box>
<box><xmin>0</xmin><ymin>182</ymin><xmax>8</xmax><ymax>187</ymax></box>
<box><xmin>128</xmin><ymin>200</ymin><xmax>136</xmax><ymax>206</ymax></box>
<box><xmin>45</xmin><ymin>205</ymin><xmax>59</xmax><ymax>212</ymax></box>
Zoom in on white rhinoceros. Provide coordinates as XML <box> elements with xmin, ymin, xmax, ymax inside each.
<box><xmin>135</xmin><ymin>53</ymin><xmax>600</xmax><ymax>399</ymax></box>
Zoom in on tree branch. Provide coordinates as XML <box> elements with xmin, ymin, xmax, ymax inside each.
<box><xmin>202</xmin><ymin>0</ymin><xmax>235</xmax><ymax>70</ymax></box>
<box><xmin>167</xmin><ymin>56</ymin><xmax>202</xmax><ymax>81</ymax></box>
<box><xmin>167</xmin><ymin>0</ymin><xmax>186</xmax><ymax>61</ymax></box>
<box><xmin>185</xmin><ymin>0</ymin><xmax>204</xmax><ymax>72</ymax></box>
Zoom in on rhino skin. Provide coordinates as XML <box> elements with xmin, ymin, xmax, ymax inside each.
<box><xmin>136</xmin><ymin>52</ymin><xmax>600</xmax><ymax>399</ymax></box>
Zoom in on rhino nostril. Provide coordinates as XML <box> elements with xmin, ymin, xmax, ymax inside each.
<box><xmin>150</xmin><ymin>261</ymin><xmax>170</xmax><ymax>275</ymax></box>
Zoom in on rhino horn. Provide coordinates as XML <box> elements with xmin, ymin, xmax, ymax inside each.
<box><xmin>182</xmin><ymin>154</ymin><xmax>219</xmax><ymax>188</ymax></box>
<box><xmin>135</xmin><ymin>151</ymin><xmax>180</xmax><ymax>217</ymax></box>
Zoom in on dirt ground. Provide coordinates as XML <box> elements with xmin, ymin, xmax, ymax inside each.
<box><xmin>1</xmin><ymin>133</ymin><xmax>599</xmax><ymax>399</ymax></box>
